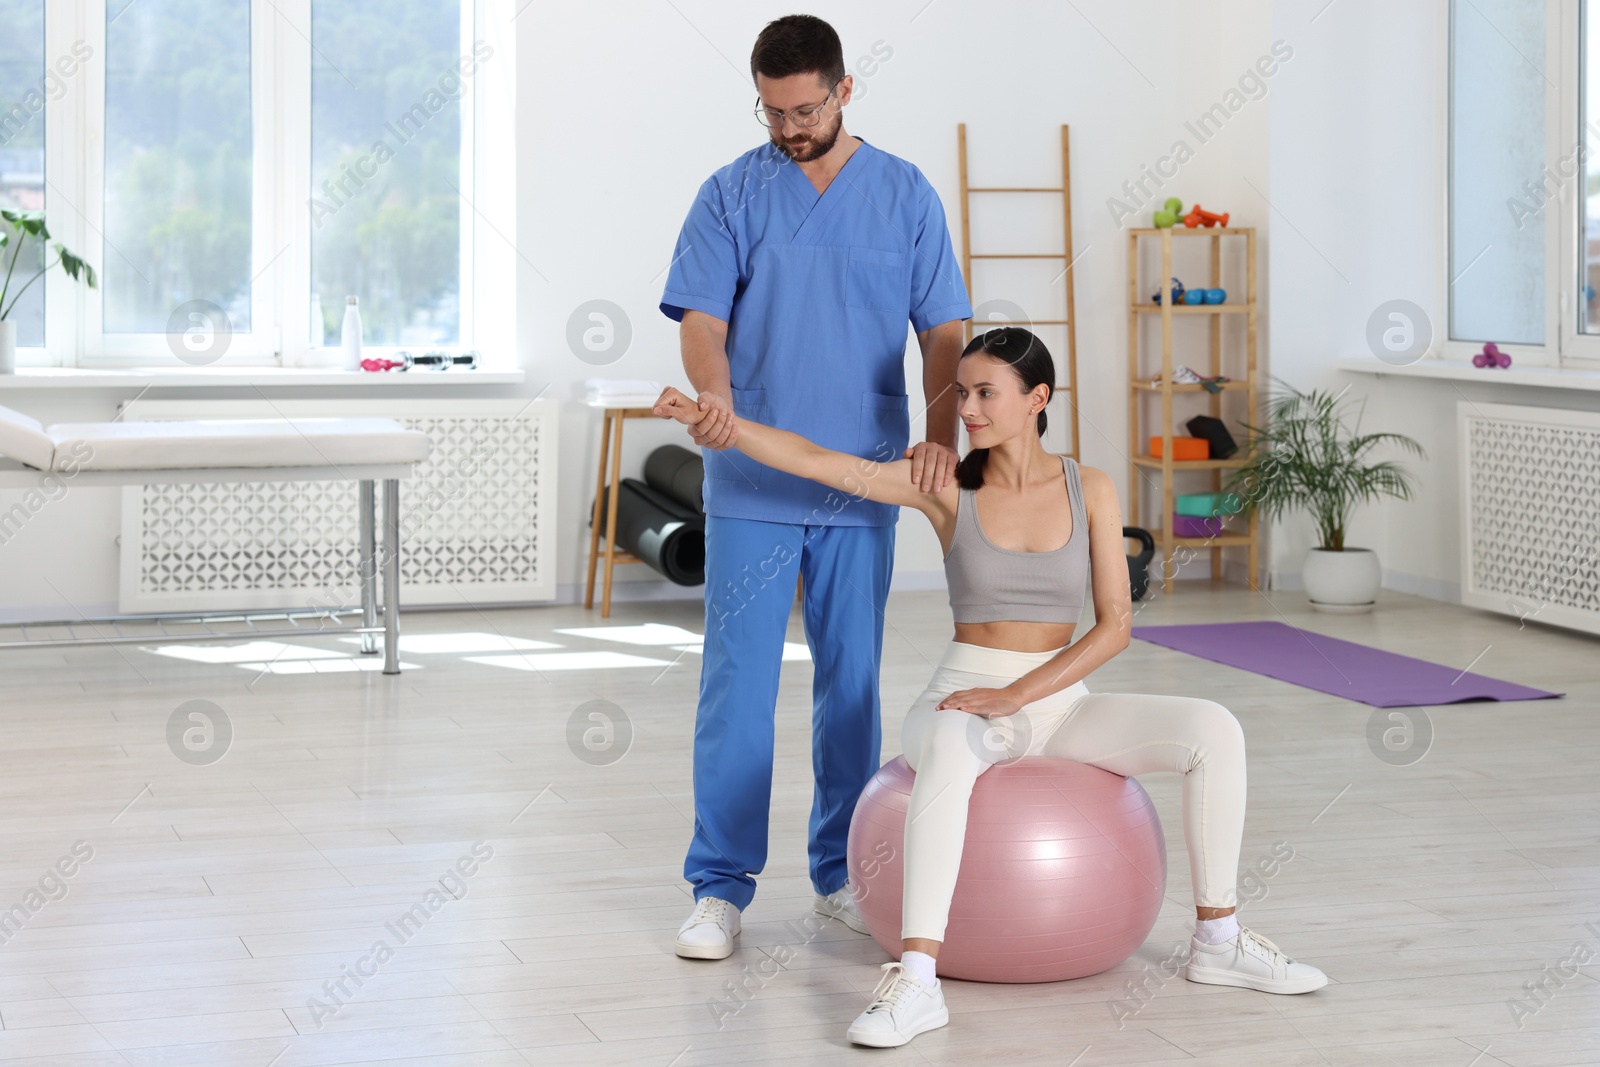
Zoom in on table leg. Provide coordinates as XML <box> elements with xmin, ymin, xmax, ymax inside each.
<box><xmin>359</xmin><ymin>479</ymin><xmax>378</xmax><ymax>655</ymax></box>
<box><xmin>585</xmin><ymin>409</ymin><xmax>611</xmax><ymax>609</ymax></box>
<box><xmin>382</xmin><ymin>478</ymin><xmax>401</xmax><ymax>675</ymax></box>
<box><xmin>601</xmin><ymin>411</ymin><xmax>627</xmax><ymax>618</ymax></box>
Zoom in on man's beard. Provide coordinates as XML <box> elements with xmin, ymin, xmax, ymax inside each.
<box><xmin>773</xmin><ymin>112</ymin><xmax>841</xmax><ymax>162</ymax></box>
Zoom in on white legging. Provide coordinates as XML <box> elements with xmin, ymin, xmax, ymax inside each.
<box><xmin>900</xmin><ymin>639</ymin><xmax>1246</xmax><ymax>943</ymax></box>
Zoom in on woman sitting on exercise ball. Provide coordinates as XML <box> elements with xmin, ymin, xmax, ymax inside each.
<box><xmin>653</xmin><ymin>327</ymin><xmax>1326</xmax><ymax>1049</ymax></box>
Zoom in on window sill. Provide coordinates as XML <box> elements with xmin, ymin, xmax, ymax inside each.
<box><xmin>0</xmin><ymin>367</ymin><xmax>526</xmax><ymax>389</ymax></box>
<box><xmin>1336</xmin><ymin>357</ymin><xmax>1600</xmax><ymax>393</ymax></box>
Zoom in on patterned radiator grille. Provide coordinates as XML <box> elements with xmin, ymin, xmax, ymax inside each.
<box><xmin>138</xmin><ymin>481</ymin><xmax>355</xmax><ymax>594</ymax></box>
<box><xmin>118</xmin><ymin>399</ymin><xmax>556</xmax><ymax>613</ymax></box>
<box><xmin>1460</xmin><ymin>401</ymin><xmax>1600</xmax><ymax>634</ymax></box>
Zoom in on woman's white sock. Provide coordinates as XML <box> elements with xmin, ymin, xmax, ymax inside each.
<box><xmin>1195</xmin><ymin>915</ymin><xmax>1240</xmax><ymax>945</ymax></box>
<box><xmin>901</xmin><ymin>950</ymin><xmax>938</xmax><ymax>986</ymax></box>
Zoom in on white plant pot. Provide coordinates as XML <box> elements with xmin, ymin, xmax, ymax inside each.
<box><xmin>0</xmin><ymin>319</ymin><xmax>15</xmax><ymax>374</ymax></box>
<box><xmin>1302</xmin><ymin>546</ymin><xmax>1381</xmax><ymax>613</ymax></box>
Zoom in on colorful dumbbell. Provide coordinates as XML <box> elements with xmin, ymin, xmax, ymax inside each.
<box><xmin>1183</xmin><ymin>205</ymin><xmax>1230</xmax><ymax>228</ymax></box>
<box><xmin>1472</xmin><ymin>342</ymin><xmax>1512</xmax><ymax>369</ymax></box>
<box><xmin>1152</xmin><ymin>277</ymin><xmax>1185</xmax><ymax>305</ymax></box>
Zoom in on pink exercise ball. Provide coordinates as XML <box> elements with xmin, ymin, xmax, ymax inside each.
<box><xmin>846</xmin><ymin>756</ymin><xmax>1166</xmax><ymax>983</ymax></box>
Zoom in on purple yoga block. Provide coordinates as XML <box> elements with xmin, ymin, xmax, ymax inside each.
<box><xmin>1172</xmin><ymin>513</ymin><xmax>1224</xmax><ymax>538</ymax></box>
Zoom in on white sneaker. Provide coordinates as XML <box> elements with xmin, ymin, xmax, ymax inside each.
<box><xmin>813</xmin><ymin>886</ymin><xmax>869</xmax><ymax>933</ymax></box>
<box><xmin>1185</xmin><ymin>926</ymin><xmax>1327</xmax><ymax>994</ymax></box>
<box><xmin>675</xmin><ymin>896</ymin><xmax>740</xmax><ymax>960</ymax></box>
<box><xmin>1152</xmin><ymin>364</ymin><xmax>1204</xmax><ymax>386</ymax></box>
<box><xmin>846</xmin><ymin>962</ymin><xmax>949</xmax><ymax>1048</ymax></box>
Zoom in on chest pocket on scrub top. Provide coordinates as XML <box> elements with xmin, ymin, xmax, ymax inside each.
<box><xmin>845</xmin><ymin>248</ymin><xmax>908</xmax><ymax>314</ymax></box>
<box><xmin>705</xmin><ymin>386</ymin><xmax>771</xmax><ymax>486</ymax></box>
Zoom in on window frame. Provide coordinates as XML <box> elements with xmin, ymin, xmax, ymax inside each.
<box><xmin>1443</xmin><ymin>0</ymin><xmax>1600</xmax><ymax>369</ymax></box>
<box><xmin>1442</xmin><ymin>0</ymin><xmax>1562</xmax><ymax>367</ymax></box>
<box><xmin>24</xmin><ymin>0</ymin><xmax>510</xmax><ymax>370</ymax></box>
<box><xmin>1558</xmin><ymin>0</ymin><xmax>1600</xmax><ymax>363</ymax></box>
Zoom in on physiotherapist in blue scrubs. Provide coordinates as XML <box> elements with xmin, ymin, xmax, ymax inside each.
<box><xmin>661</xmin><ymin>15</ymin><xmax>973</xmax><ymax>960</ymax></box>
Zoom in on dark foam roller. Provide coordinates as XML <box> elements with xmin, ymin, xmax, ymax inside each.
<box><xmin>593</xmin><ymin>478</ymin><xmax>705</xmax><ymax>586</ymax></box>
<box><xmin>643</xmin><ymin>444</ymin><xmax>705</xmax><ymax>513</ymax></box>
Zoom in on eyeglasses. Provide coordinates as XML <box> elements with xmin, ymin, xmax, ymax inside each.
<box><xmin>754</xmin><ymin>80</ymin><xmax>840</xmax><ymax>128</ymax></box>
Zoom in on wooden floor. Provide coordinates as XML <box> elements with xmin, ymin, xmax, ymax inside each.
<box><xmin>0</xmin><ymin>581</ymin><xmax>1595</xmax><ymax>1065</ymax></box>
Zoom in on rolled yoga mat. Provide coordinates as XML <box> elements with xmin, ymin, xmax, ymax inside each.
<box><xmin>643</xmin><ymin>443</ymin><xmax>704</xmax><ymax>513</ymax></box>
<box><xmin>1131</xmin><ymin>621</ymin><xmax>1563</xmax><ymax>708</ymax></box>
<box><xmin>593</xmin><ymin>478</ymin><xmax>706</xmax><ymax>586</ymax></box>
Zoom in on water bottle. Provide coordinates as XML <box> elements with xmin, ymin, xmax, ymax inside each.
<box><xmin>340</xmin><ymin>296</ymin><xmax>362</xmax><ymax>371</ymax></box>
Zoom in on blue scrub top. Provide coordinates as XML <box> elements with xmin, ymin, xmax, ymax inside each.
<box><xmin>660</xmin><ymin>137</ymin><xmax>972</xmax><ymax>527</ymax></box>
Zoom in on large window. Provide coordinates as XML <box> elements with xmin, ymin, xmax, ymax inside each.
<box><xmin>1448</xmin><ymin>0</ymin><xmax>1545</xmax><ymax>347</ymax></box>
<box><xmin>7</xmin><ymin>0</ymin><xmax>511</xmax><ymax>368</ymax></box>
<box><xmin>103</xmin><ymin>0</ymin><xmax>252</xmax><ymax>335</ymax></box>
<box><xmin>0</xmin><ymin>1</ymin><xmax>46</xmax><ymax>348</ymax></box>
<box><xmin>1581</xmin><ymin>0</ymin><xmax>1600</xmax><ymax>337</ymax></box>
<box><xmin>1446</xmin><ymin>0</ymin><xmax>1600</xmax><ymax>366</ymax></box>
<box><xmin>310</xmin><ymin>2</ymin><xmax>464</xmax><ymax>347</ymax></box>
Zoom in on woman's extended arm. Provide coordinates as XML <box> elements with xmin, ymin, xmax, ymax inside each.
<box><xmin>1002</xmin><ymin>467</ymin><xmax>1134</xmax><ymax>704</ymax></box>
<box><xmin>653</xmin><ymin>386</ymin><xmax>935</xmax><ymax>512</ymax></box>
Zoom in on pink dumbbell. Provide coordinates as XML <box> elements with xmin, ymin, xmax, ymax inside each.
<box><xmin>1472</xmin><ymin>342</ymin><xmax>1512</xmax><ymax>369</ymax></box>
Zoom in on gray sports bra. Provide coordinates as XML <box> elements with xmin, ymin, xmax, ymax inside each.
<box><xmin>944</xmin><ymin>454</ymin><xmax>1090</xmax><ymax>624</ymax></box>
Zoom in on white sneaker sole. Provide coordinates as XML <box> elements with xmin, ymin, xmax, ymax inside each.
<box><xmin>1184</xmin><ymin>962</ymin><xmax>1327</xmax><ymax>994</ymax></box>
<box><xmin>847</xmin><ymin>1006</ymin><xmax>949</xmax><ymax>1047</ymax></box>
<box><xmin>675</xmin><ymin>934</ymin><xmax>736</xmax><ymax>960</ymax></box>
<box><xmin>813</xmin><ymin>896</ymin><xmax>869</xmax><ymax>934</ymax></box>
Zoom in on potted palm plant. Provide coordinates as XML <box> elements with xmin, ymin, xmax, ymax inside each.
<box><xmin>0</xmin><ymin>210</ymin><xmax>97</xmax><ymax>373</ymax></box>
<box><xmin>1223</xmin><ymin>380</ymin><xmax>1424</xmax><ymax>612</ymax></box>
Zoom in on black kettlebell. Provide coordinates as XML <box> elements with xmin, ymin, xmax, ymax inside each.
<box><xmin>1124</xmin><ymin>526</ymin><xmax>1155</xmax><ymax>602</ymax></box>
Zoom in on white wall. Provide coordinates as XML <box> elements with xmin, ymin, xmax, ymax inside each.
<box><xmin>1265</xmin><ymin>0</ymin><xmax>1449</xmax><ymax>592</ymax></box>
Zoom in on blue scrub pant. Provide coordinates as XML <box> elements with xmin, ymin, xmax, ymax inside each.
<box><xmin>686</xmin><ymin>513</ymin><xmax>895</xmax><ymax>910</ymax></box>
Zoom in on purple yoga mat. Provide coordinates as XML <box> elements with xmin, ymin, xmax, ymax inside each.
<box><xmin>1130</xmin><ymin>621</ymin><xmax>1563</xmax><ymax>708</ymax></box>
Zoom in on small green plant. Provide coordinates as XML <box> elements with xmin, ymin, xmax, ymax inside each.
<box><xmin>1223</xmin><ymin>379</ymin><xmax>1424</xmax><ymax>552</ymax></box>
<box><xmin>0</xmin><ymin>210</ymin><xmax>97</xmax><ymax>321</ymax></box>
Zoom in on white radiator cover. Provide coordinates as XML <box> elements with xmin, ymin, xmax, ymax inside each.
<box><xmin>117</xmin><ymin>398</ymin><xmax>557</xmax><ymax>614</ymax></box>
<box><xmin>1458</xmin><ymin>401</ymin><xmax>1600</xmax><ymax>635</ymax></box>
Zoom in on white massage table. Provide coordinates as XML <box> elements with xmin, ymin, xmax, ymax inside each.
<box><xmin>0</xmin><ymin>403</ymin><xmax>431</xmax><ymax>674</ymax></box>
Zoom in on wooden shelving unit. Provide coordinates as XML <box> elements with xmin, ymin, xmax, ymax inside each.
<box><xmin>1125</xmin><ymin>226</ymin><xmax>1260</xmax><ymax>594</ymax></box>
